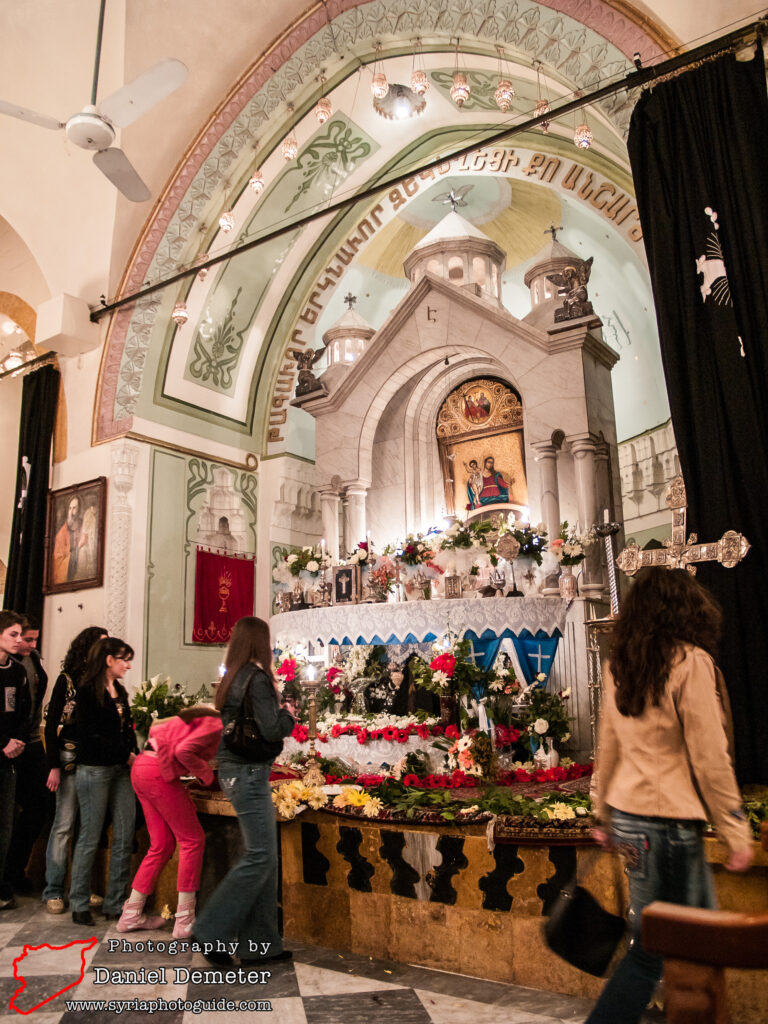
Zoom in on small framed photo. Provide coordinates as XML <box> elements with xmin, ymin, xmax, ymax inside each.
<box><xmin>332</xmin><ymin>564</ymin><xmax>361</xmax><ymax>605</ymax></box>
<box><xmin>44</xmin><ymin>477</ymin><xmax>107</xmax><ymax>594</ymax></box>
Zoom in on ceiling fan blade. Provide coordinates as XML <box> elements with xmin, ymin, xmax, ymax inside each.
<box><xmin>93</xmin><ymin>148</ymin><xmax>151</xmax><ymax>202</ymax></box>
<box><xmin>98</xmin><ymin>59</ymin><xmax>188</xmax><ymax>127</ymax></box>
<box><xmin>0</xmin><ymin>99</ymin><xmax>64</xmax><ymax>131</ymax></box>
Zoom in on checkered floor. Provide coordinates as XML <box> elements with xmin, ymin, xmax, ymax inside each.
<box><xmin>0</xmin><ymin>896</ymin><xmax>654</xmax><ymax>1023</ymax></box>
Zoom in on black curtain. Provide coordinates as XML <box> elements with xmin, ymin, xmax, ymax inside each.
<box><xmin>628</xmin><ymin>50</ymin><xmax>768</xmax><ymax>784</ymax></box>
<box><xmin>4</xmin><ymin>364</ymin><xmax>60</xmax><ymax>625</ymax></box>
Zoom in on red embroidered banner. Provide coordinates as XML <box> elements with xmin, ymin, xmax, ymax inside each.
<box><xmin>193</xmin><ymin>548</ymin><xmax>254</xmax><ymax>644</ymax></box>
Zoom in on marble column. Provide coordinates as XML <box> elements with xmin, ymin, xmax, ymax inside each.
<box><xmin>319</xmin><ymin>489</ymin><xmax>341</xmax><ymax>561</ymax></box>
<box><xmin>532</xmin><ymin>442</ymin><xmax>561</xmax><ymax>542</ymax></box>
<box><xmin>568</xmin><ymin>435</ymin><xmax>602</xmax><ymax>599</ymax></box>
<box><xmin>593</xmin><ymin>441</ymin><xmax>612</xmax><ymax>523</ymax></box>
<box><xmin>107</xmin><ymin>440</ymin><xmax>139</xmax><ymax>639</ymax></box>
<box><xmin>345</xmin><ymin>482</ymin><xmax>368</xmax><ymax>549</ymax></box>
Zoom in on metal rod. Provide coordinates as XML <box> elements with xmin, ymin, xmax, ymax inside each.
<box><xmin>90</xmin><ymin>0</ymin><xmax>108</xmax><ymax>105</ymax></box>
<box><xmin>89</xmin><ymin>16</ymin><xmax>767</xmax><ymax>323</ymax></box>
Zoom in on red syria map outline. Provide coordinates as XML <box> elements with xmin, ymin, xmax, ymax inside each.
<box><xmin>9</xmin><ymin>936</ymin><xmax>98</xmax><ymax>1014</ymax></box>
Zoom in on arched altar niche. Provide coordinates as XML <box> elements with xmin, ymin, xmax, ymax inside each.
<box><xmin>437</xmin><ymin>377</ymin><xmax>528</xmax><ymax>521</ymax></box>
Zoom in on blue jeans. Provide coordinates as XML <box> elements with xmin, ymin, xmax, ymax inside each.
<box><xmin>68</xmin><ymin>765</ymin><xmax>136</xmax><ymax>915</ymax></box>
<box><xmin>587</xmin><ymin>810</ymin><xmax>716</xmax><ymax>1024</ymax></box>
<box><xmin>43</xmin><ymin>765</ymin><xmax>79</xmax><ymax>901</ymax></box>
<box><xmin>195</xmin><ymin>762</ymin><xmax>282</xmax><ymax>959</ymax></box>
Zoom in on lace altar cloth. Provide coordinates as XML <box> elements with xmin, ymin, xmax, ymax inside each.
<box><xmin>270</xmin><ymin>596</ymin><xmax>567</xmax><ymax>646</ymax></box>
<box><xmin>281</xmin><ymin>733</ymin><xmax>443</xmax><ymax>770</ymax></box>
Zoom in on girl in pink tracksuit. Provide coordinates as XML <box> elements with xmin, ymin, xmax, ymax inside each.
<box><xmin>117</xmin><ymin>707</ymin><xmax>222</xmax><ymax>937</ymax></box>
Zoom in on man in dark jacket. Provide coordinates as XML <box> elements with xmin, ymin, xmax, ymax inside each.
<box><xmin>3</xmin><ymin>617</ymin><xmax>50</xmax><ymax>895</ymax></box>
<box><xmin>0</xmin><ymin>610</ymin><xmax>28</xmax><ymax>910</ymax></box>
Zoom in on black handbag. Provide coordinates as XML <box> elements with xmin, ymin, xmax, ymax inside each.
<box><xmin>221</xmin><ymin>668</ymin><xmax>284</xmax><ymax>762</ymax></box>
<box><xmin>543</xmin><ymin>879</ymin><xmax>626</xmax><ymax>977</ymax></box>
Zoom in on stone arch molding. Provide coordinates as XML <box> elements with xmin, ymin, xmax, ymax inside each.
<box><xmin>95</xmin><ymin>0</ymin><xmax>673</xmax><ymax>443</ymax></box>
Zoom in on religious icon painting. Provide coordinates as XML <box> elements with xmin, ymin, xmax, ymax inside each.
<box><xmin>332</xmin><ymin>564</ymin><xmax>361</xmax><ymax>605</ymax></box>
<box><xmin>43</xmin><ymin>477</ymin><xmax>107</xmax><ymax>594</ymax></box>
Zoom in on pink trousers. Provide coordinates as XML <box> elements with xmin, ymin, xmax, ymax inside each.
<box><xmin>130</xmin><ymin>753</ymin><xmax>205</xmax><ymax>894</ymax></box>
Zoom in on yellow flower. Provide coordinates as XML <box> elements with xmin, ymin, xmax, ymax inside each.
<box><xmin>362</xmin><ymin>797</ymin><xmax>383</xmax><ymax>818</ymax></box>
<box><xmin>544</xmin><ymin>802</ymin><xmax>576</xmax><ymax>821</ymax></box>
<box><xmin>306</xmin><ymin>788</ymin><xmax>328</xmax><ymax>809</ymax></box>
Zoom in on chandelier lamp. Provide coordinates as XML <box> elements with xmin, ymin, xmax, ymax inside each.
<box><xmin>371</xmin><ymin>44</ymin><xmax>389</xmax><ymax>100</ymax></box>
<box><xmin>172</xmin><ymin>302</ymin><xmax>189</xmax><ymax>327</ymax></box>
<box><xmin>573</xmin><ymin>109</ymin><xmax>593</xmax><ymax>149</ymax></box>
<box><xmin>494</xmin><ymin>46</ymin><xmax>515</xmax><ymax>113</ymax></box>
<box><xmin>314</xmin><ymin>76</ymin><xmax>332</xmax><ymax>124</ymax></box>
<box><xmin>450</xmin><ymin>39</ymin><xmax>470</xmax><ymax>108</ymax></box>
<box><xmin>533</xmin><ymin>60</ymin><xmax>551</xmax><ymax>132</ymax></box>
<box><xmin>410</xmin><ymin>39</ymin><xmax>429</xmax><ymax>96</ymax></box>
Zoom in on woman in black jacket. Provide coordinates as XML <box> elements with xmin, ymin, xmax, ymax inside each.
<box><xmin>193</xmin><ymin>617</ymin><xmax>296</xmax><ymax>965</ymax></box>
<box><xmin>68</xmin><ymin>637</ymin><xmax>138</xmax><ymax>925</ymax></box>
<box><xmin>42</xmin><ymin>625</ymin><xmax>106</xmax><ymax>914</ymax></box>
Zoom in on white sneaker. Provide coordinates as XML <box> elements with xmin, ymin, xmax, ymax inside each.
<box><xmin>46</xmin><ymin>898</ymin><xmax>66</xmax><ymax>914</ymax></box>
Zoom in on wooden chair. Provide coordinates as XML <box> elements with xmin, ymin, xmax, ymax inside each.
<box><xmin>642</xmin><ymin>823</ymin><xmax>768</xmax><ymax>1024</ymax></box>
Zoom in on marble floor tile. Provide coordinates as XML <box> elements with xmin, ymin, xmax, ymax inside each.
<box><xmin>415</xmin><ymin>989</ymin><xmax>568</xmax><ymax>1024</ymax></box>
<box><xmin>294</xmin><ymin>961</ymin><xmax>406</xmax><ymax>996</ymax></box>
<box><xmin>302</xmin><ymin>988</ymin><xmax>432</xmax><ymax>1024</ymax></box>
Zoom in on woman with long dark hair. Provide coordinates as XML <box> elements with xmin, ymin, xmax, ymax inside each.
<box><xmin>68</xmin><ymin>637</ymin><xmax>138</xmax><ymax>926</ymax></box>
<box><xmin>117</xmin><ymin>705</ymin><xmax>222</xmax><ymax>937</ymax></box>
<box><xmin>587</xmin><ymin>569</ymin><xmax>753</xmax><ymax>1024</ymax></box>
<box><xmin>192</xmin><ymin>617</ymin><xmax>296</xmax><ymax>965</ymax></box>
<box><xmin>42</xmin><ymin>625</ymin><xmax>107</xmax><ymax>914</ymax></box>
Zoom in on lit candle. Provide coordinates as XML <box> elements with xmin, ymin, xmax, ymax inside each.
<box><xmin>306</xmin><ymin>664</ymin><xmax>316</xmax><ymax>682</ymax></box>
<box><xmin>603</xmin><ymin>508</ymin><xmax>610</xmax><ymax>524</ymax></box>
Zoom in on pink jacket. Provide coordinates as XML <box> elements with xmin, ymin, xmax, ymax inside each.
<box><xmin>147</xmin><ymin>715</ymin><xmax>222</xmax><ymax>786</ymax></box>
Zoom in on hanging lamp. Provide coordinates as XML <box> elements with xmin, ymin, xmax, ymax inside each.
<box><xmin>450</xmin><ymin>39</ymin><xmax>470</xmax><ymax>108</ymax></box>
<box><xmin>493</xmin><ymin>46</ymin><xmax>515</xmax><ymax>113</ymax></box>
<box><xmin>371</xmin><ymin>44</ymin><xmax>389</xmax><ymax>100</ymax></box>
<box><xmin>533</xmin><ymin>61</ymin><xmax>551</xmax><ymax>132</ymax></box>
<box><xmin>410</xmin><ymin>39</ymin><xmax>429</xmax><ymax>96</ymax></box>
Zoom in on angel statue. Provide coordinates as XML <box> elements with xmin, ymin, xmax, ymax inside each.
<box><xmin>290</xmin><ymin>347</ymin><xmax>325</xmax><ymax>397</ymax></box>
<box><xmin>546</xmin><ymin>256</ymin><xmax>594</xmax><ymax>322</ymax></box>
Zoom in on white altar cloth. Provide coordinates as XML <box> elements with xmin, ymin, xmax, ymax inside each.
<box><xmin>270</xmin><ymin>595</ymin><xmax>567</xmax><ymax>646</ymax></box>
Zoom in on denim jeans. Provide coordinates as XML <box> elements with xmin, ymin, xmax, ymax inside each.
<box><xmin>195</xmin><ymin>761</ymin><xmax>282</xmax><ymax>959</ymax></box>
<box><xmin>43</xmin><ymin>765</ymin><xmax>79</xmax><ymax>901</ymax></box>
<box><xmin>68</xmin><ymin>764</ymin><xmax>136</xmax><ymax>915</ymax></box>
<box><xmin>0</xmin><ymin>766</ymin><xmax>16</xmax><ymax>902</ymax></box>
<box><xmin>586</xmin><ymin>810</ymin><xmax>716</xmax><ymax>1024</ymax></box>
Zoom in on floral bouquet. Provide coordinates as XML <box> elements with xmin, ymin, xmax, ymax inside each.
<box><xmin>500</xmin><ymin>521</ymin><xmax>549</xmax><ymax>565</ymax></box>
<box><xmin>412</xmin><ymin>636</ymin><xmax>497</xmax><ymax>700</ymax></box>
<box><xmin>516</xmin><ymin>686</ymin><xmax>572</xmax><ymax>755</ymax></box>
<box><xmin>130</xmin><ymin>675</ymin><xmax>197</xmax><ymax>734</ymax></box>
<box><xmin>346</xmin><ymin>540</ymin><xmax>372</xmax><ymax>565</ymax></box>
<box><xmin>272</xmin><ymin>544</ymin><xmax>332</xmax><ymax>581</ymax></box>
<box><xmin>367</xmin><ymin>555</ymin><xmax>397</xmax><ymax>593</ymax></box>
<box><xmin>443</xmin><ymin>730</ymin><xmax>496</xmax><ymax>778</ymax></box>
<box><xmin>550</xmin><ymin>521</ymin><xmax>595</xmax><ymax>566</ymax></box>
<box><xmin>392</xmin><ymin>533</ymin><xmax>437</xmax><ymax>567</ymax></box>
<box><xmin>332</xmin><ymin>786</ymin><xmax>384</xmax><ymax>818</ymax></box>
<box><xmin>272</xmin><ymin>779</ymin><xmax>328</xmax><ymax>820</ymax></box>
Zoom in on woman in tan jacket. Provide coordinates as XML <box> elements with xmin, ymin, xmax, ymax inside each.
<box><xmin>587</xmin><ymin>568</ymin><xmax>753</xmax><ymax>1024</ymax></box>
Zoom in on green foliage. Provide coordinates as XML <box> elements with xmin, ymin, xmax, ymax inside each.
<box><xmin>130</xmin><ymin>675</ymin><xmax>196</xmax><ymax>734</ymax></box>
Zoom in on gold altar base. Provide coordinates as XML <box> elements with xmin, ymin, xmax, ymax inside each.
<box><xmin>278</xmin><ymin>811</ymin><xmax>768</xmax><ymax>1020</ymax></box>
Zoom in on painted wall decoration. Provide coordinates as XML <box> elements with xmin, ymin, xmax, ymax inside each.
<box><xmin>44</xmin><ymin>477</ymin><xmax>107</xmax><ymax>594</ymax></box>
<box><xmin>437</xmin><ymin>378</ymin><xmax>527</xmax><ymax>517</ymax></box>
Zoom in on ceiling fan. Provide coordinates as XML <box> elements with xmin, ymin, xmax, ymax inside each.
<box><xmin>0</xmin><ymin>0</ymin><xmax>188</xmax><ymax>201</ymax></box>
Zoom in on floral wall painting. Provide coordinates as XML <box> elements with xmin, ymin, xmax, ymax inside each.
<box><xmin>436</xmin><ymin>378</ymin><xmax>527</xmax><ymax>518</ymax></box>
<box><xmin>44</xmin><ymin>477</ymin><xmax>107</xmax><ymax>594</ymax></box>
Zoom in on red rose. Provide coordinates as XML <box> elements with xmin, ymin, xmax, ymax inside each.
<box><xmin>432</xmin><ymin>725</ymin><xmax>443</xmax><ymax>736</ymax></box>
<box><xmin>429</xmin><ymin>653</ymin><xmax>457</xmax><ymax>677</ymax></box>
<box><xmin>444</xmin><ymin>724</ymin><xmax>460</xmax><ymax>739</ymax></box>
<box><xmin>416</xmin><ymin>724</ymin><xmax>430</xmax><ymax>739</ymax></box>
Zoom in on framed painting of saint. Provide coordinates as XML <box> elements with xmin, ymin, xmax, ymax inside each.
<box><xmin>437</xmin><ymin>377</ymin><xmax>528</xmax><ymax>519</ymax></box>
<box><xmin>332</xmin><ymin>564</ymin><xmax>361</xmax><ymax>605</ymax></box>
<box><xmin>44</xmin><ymin>477</ymin><xmax>107</xmax><ymax>594</ymax></box>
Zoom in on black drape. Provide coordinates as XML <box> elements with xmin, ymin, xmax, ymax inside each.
<box><xmin>628</xmin><ymin>50</ymin><xmax>768</xmax><ymax>783</ymax></box>
<box><xmin>4</xmin><ymin>364</ymin><xmax>60</xmax><ymax>624</ymax></box>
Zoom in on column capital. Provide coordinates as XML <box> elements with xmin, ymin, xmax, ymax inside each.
<box><xmin>343</xmin><ymin>479</ymin><xmax>371</xmax><ymax>496</ymax></box>
<box><xmin>531</xmin><ymin>441</ymin><xmax>559</xmax><ymax>460</ymax></box>
<box><xmin>566</xmin><ymin>433</ymin><xmax>599</xmax><ymax>458</ymax></box>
